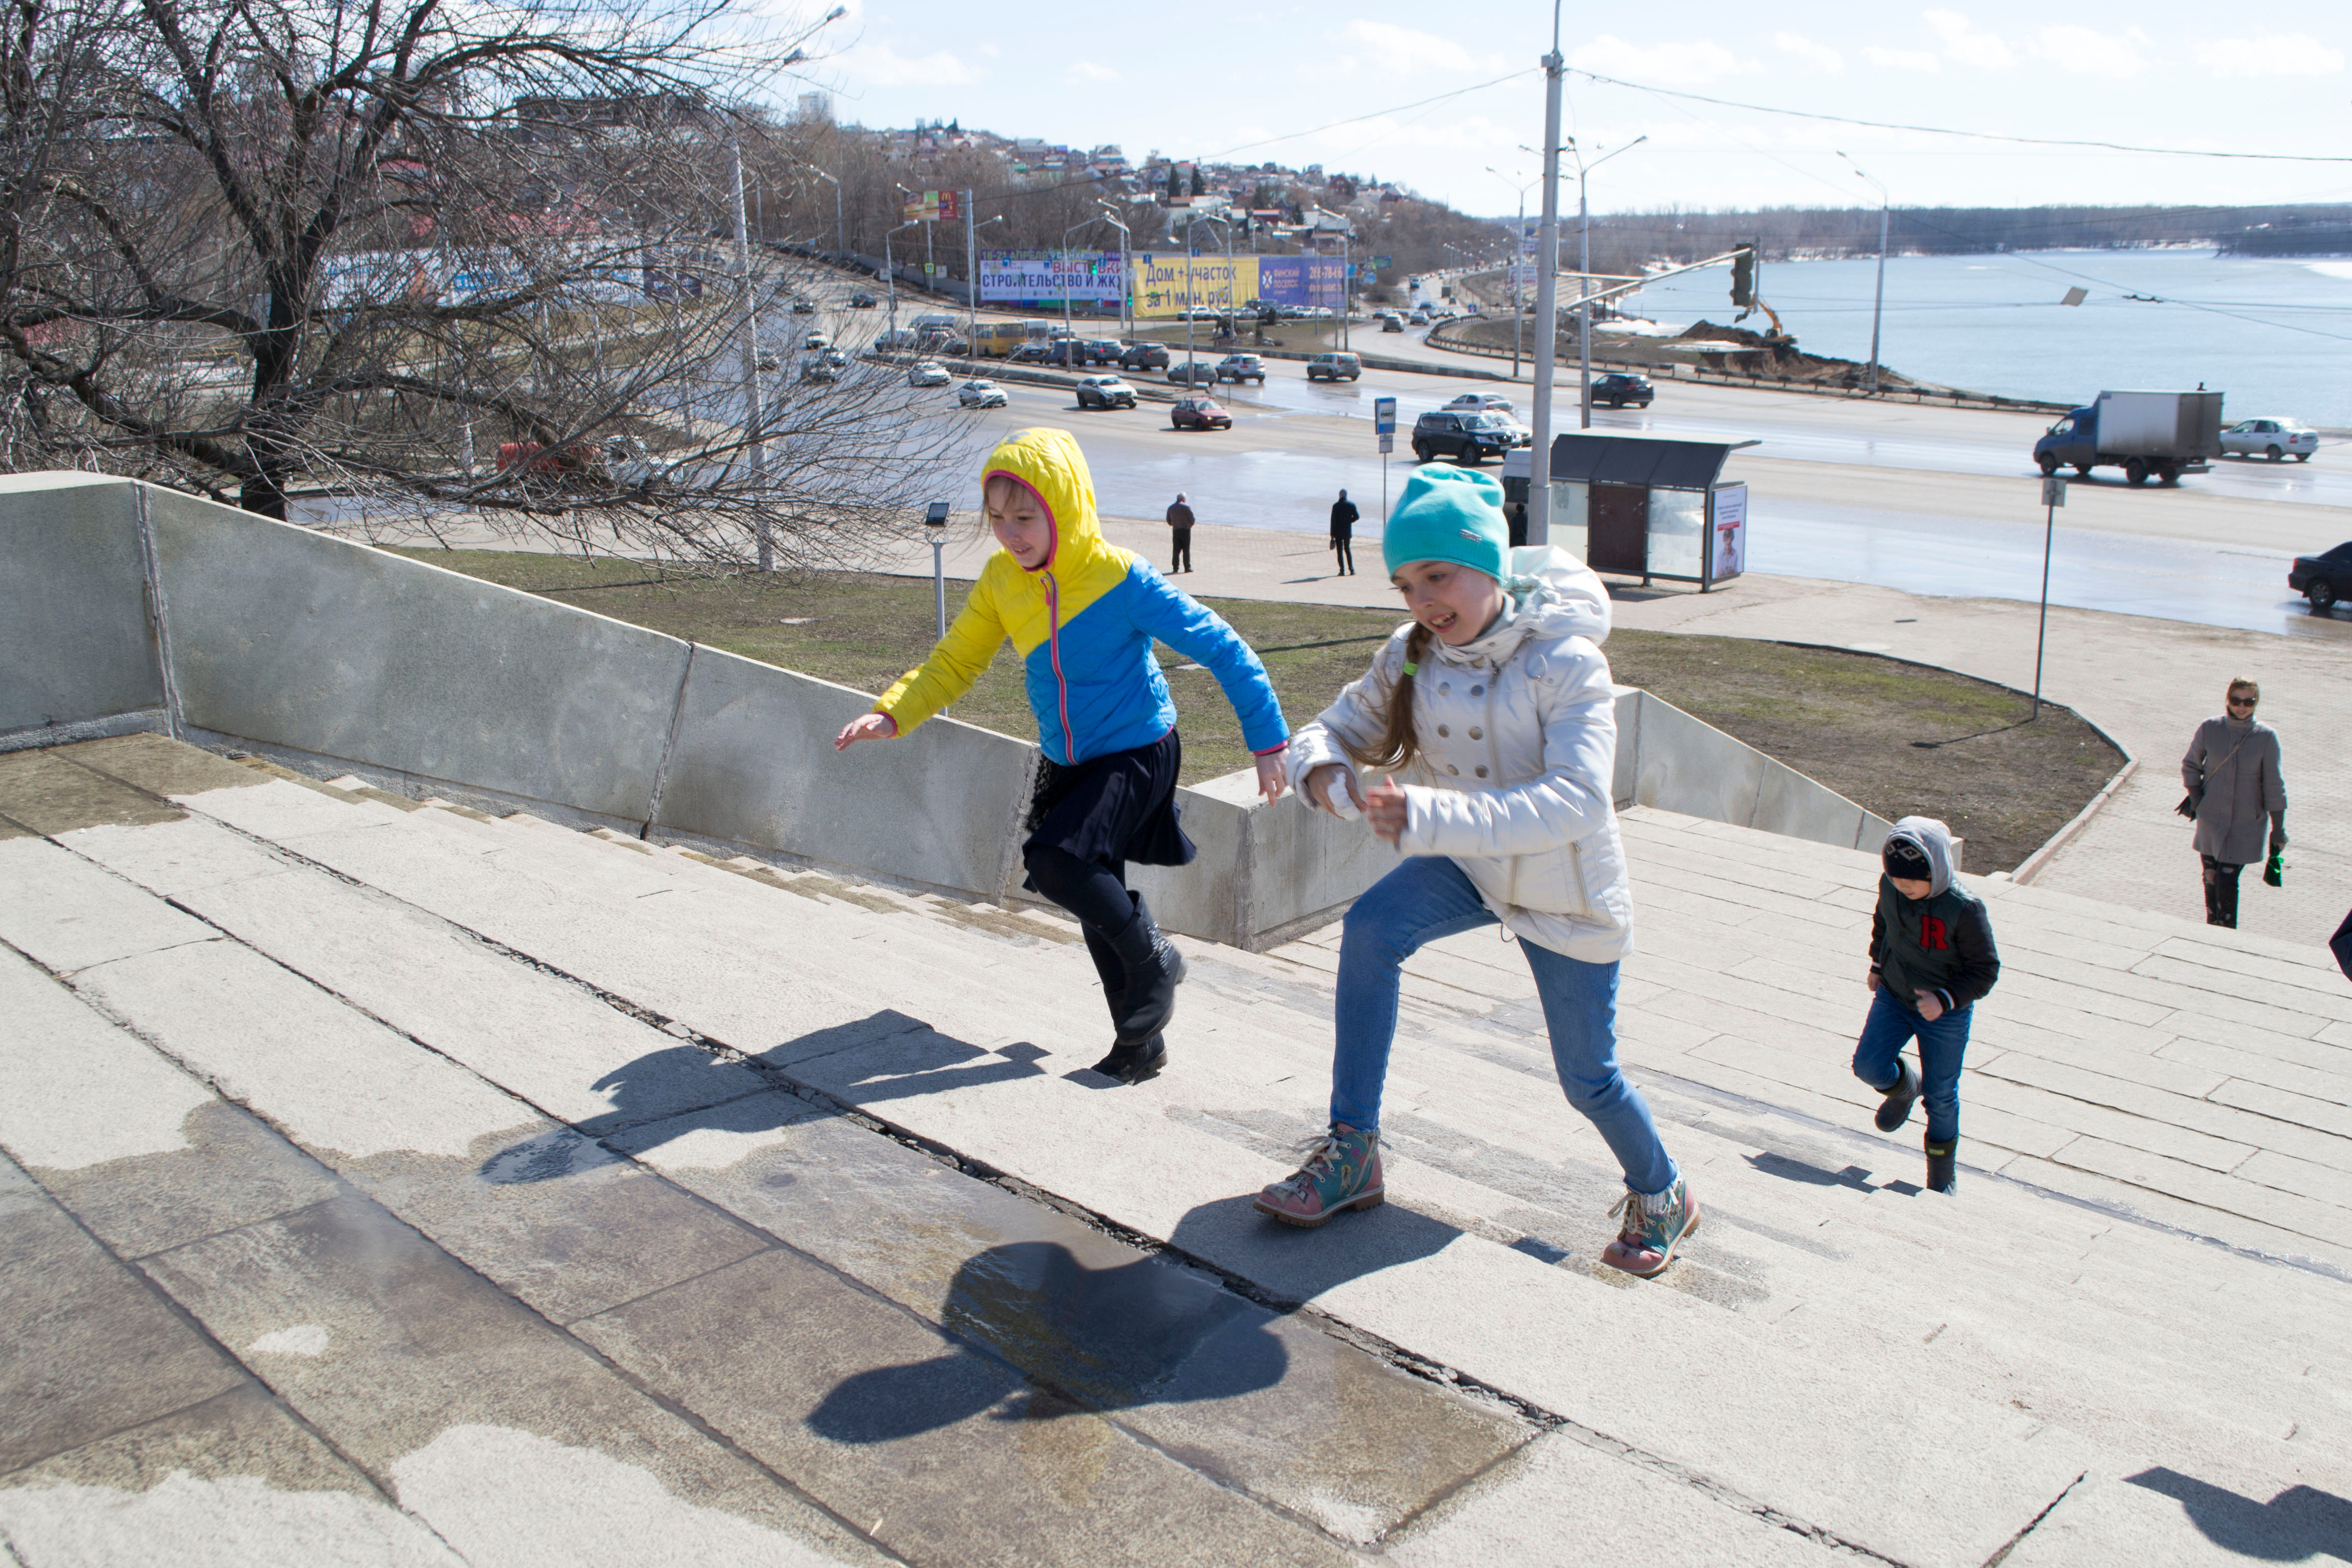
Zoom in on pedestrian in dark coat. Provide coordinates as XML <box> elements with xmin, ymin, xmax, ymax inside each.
<box><xmin>1329</xmin><ymin>489</ymin><xmax>1359</xmax><ymax>575</ymax></box>
<box><xmin>2180</xmin><ymin>678</ymin><xmax>2287</xmax><ymax>928</ymax></box>
<box><xmin>1508</xmin><ymin>502</ymin><xmax>1529</xmax><ymax>549</ymax></box>
<box><xmin>1166</xmin><ymin>493</ymin><xmax>1195</xmax><ymax>574</ymax></box>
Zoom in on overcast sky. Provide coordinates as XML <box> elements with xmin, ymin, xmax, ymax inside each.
<box><xmin>800</xmin><ymin>2</ymin><xmax>2352</xmax><ymax>217</ymax></box>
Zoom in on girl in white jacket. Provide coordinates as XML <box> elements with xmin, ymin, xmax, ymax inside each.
<box><xmin>1253</xmin><ymin>464</ymin><xmax>1697</xmax><ymax>1279</ymax></box>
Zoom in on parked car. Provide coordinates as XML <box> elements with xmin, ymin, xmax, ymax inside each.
<box><xmin>801</xmin><ymin>331</ymin><xmax>829</xmax><ymax>351</ymax></box>
<box><xmin>957</xmin><ymin>379</ymin><xmax>1009</xmax><ymax>409</ymax></box>
<box><xmin>1306</xmin><ymin>352</ymin><xmax>1362</xmax><ymax>382</ymax></box>
<box><xmin>1119</xmin><ymin>341</ymin><xmax>1171</xmax><ymax>371</ymax></box>
<box><xmin>848</xmin><ymin>292</ymin><xmax>876</xmax><ymax>308</ymax></box>
<box><xmin>1007</xmin><ymin>342</ymin><xmax>1056</xmax><ymax>365</ymax></box>
<box><xmin>1214</xmin><ymin>353</ymin><xmax>1267</xmax><ymax>384</ymax></box>
<box><xmin>2221</xmin><ymin>418</ymin><xmax>2317</xmax><ymax>462</ymax></box>
<box><xmin>1081</xmin><ymin>338</ymin><xmax>1124</xmax><ymax>365</ymax></box>
<box><xmin>1411</xmin><ymin>410</ymin><xmax>1515</xmax><ymax>465</ymax></box>
<box><xmin>1589</xmin><ymin>373</ymin><xmax>1655</xmax><ymax>409</ymax></box>
<box><xmin>1443</xmin><ymin>392</ymin><xmax>1516</xmax><ymax>416</ymax></box>
<box><xmin>789</xmin><ymin>297</ymin><xmax>817</xmax><ymax>315</ymax></box>
<box><xmin>875</xmin><ymin>328</ymin><xmax>920</xmax><ymax>350</ymax></box>
<box><xmin>2289</xmin><ymin>540</ymin><xmax>2352</xmax><ymax>612</ymax></box>
<box><xmin>906</xmin><ymin>360</ymin><xmax>951</xmax><ymax>388</ymax></box>
<box><xmin>1074</xmin><ymin>374</ymin><xmax>1138</xmax><ymax>410</ymax></box>
<box><xmin>1170</xmin><ymin>396</ymin><xmax>1232</xmax><ymax>431</ymax></box>
<box><xmin>1167</xmin><ymin>361</ymin><xmax>1218</xmax><ymax>386</ymax></box>
<box><xmin>799</xmin><ymin>353</ymin><xmax>837</xmax><ymax>383</ymax></box>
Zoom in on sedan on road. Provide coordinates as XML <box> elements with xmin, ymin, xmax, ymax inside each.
<box><xmin>1167</xmin><ymin>362</ymin><xmax>1218</xmax><ymax>386</ymax></box>
<box><xmin>1443</xmin><ymin>393</ymin><xmax>1517</xmax><ymax>418</ymax></box>
<box><xmin>1170</xmin><ymin>397</ymin><xmax>1232</xmax><ymax>431</ymax></box>
<box><xmin>2289</xmin><ymin>540</ymin><xmax>2352</xmax><ymax>612</ymax></box>
<box><xmin>2221</xmin><ymin>418</ymin><xmax>2317</xmax><ymax>462</ymax></box>
<box><xmin>906</xmin><ymin>360</ymin><xmax>951</xmax><ymax>388</ymax></box>
<box><xmin>1075</xmin><ymin>374</ymin><xmax>1138</xmax><ymax>410</ymax></box>
<box><xmin>956</xmin><ymin>379</ymin><xmax>1009</xmax><ymax>409</ymax></box>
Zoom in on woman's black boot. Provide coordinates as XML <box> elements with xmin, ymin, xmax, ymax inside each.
<box><xmin>1107</xmin><ymin>893</ymin><xmax>1186</xmax><ymax>1044</ymax></box>
<box><xmin>1874</xmin><ymin>1058</ymin><xmax>1921</xmax><ymax>1133</ymax></box>
<box><xmin>1925</xmin><ymin>1137</ymin><xmax>1958</xmax><ymax>1194</ymax></box>
<box><xmin>1089</xmin><ymin>1034</ymin><xmax>1167</xmax><ymax>1085</ymax></box>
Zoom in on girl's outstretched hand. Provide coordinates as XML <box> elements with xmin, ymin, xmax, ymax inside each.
<box><xmin>1363</xmin><ymin>778</ymin><xmax>1410</xmax><ymax>845</ymax></box>
<box><xmin>1303</xmin><ymin>763</ymin><xmax>1362</xmax><ymax>819</ymax></box>
<box><xmin>834</xmin><ymin>712</ymin><xmax>897</xmax><ymax>751</ymax></box>
<box><xmin>1255</xmin><ymin>750</ymin><xmax>1290</xmax><ymax>803</ymax></box>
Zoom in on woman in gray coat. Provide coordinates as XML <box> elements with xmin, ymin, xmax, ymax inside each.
<box><xmin>2180</xmin><ymin>678</ymin><xmax>2287</xmax><ymax>928</ymax></box>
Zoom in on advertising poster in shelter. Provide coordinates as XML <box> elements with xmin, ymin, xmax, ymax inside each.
<box><xmin>976</xmin><ymin>251</ymin><xmax>1125</xmax><ymax>306</ymax></box>
<box><xmin>1709</xmin><ymin>483</ymin><xmax>1747</xmax><ymax>587</ymax></box>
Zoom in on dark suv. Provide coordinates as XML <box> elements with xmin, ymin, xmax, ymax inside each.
<box><xmin>1412</xmin><ymin>411</ymin><xmax>1515</xmax><ymax>465</ymax></box>
<box><xmin>2290</xmin><ymin>540</ymin><xmax>2352</xmax><ymax>613</ymax></box>
<box><xmin>1120</xmin><ymin>341</ymin><xmax>1170</xmax><ymax>371</ymax></box>
<box><xmin>1590</xmin><ymin>372</ymin><xmax>1654</xmax><ymax>409</ymax></box>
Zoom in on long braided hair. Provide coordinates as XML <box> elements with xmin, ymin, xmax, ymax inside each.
<box><xmin>1347</xmin><ymin>622</ymin><xmax>1433</xmax><ymax>775</ymax></box>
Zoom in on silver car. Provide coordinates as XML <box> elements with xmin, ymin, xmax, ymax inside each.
<box><xmin>956</xmin><ymin>379</ymin><xmax>1008</xmax><ymax>409</ymax></box>
<box><xmin>2220</xmin><ymin>418</ymin><xmax>2317</xmax><ymax>462</ymax></box>
<box><xmin>906</xmin><ymin>360</ymin><xmax>951</xmax><ymax>388</ymax></box>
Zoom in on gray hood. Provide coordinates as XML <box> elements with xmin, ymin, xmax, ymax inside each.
<box><xmin>1885</xmin><ymin>815</ymin><xmax>1957</xmax><ymax>897</ymax></box>
<box><xmin>1433</xmin><ymin>546</ymin><xmax>1611</xmax><ymax>667</ymax></box>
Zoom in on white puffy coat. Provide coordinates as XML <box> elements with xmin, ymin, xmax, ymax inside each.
<box><xmin>1287</xmin><ymin>548</ymin><xmax>1633</xmax><ymax>963</ymax></box>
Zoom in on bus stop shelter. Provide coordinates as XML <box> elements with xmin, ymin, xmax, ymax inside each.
<box><xmin>1505</xmin><ymin>433</ymin><xmax>1755</xmax><ymax>591</ymax></box>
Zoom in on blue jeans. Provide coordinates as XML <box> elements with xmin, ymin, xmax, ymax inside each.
<box><xmin>1331</xmin><ymin>855</ymin><xmax>1679</xmax><ymax>1197</ymax></box>
<box><xmin>1852</xmin><ymin>985</ymin><xmax>1971</xmax><ymax>1143</ymax></box>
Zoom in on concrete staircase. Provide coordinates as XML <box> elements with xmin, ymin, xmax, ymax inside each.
<box><xmin>3</xmin><ymin>733</ymin><xmax>2348</xmax><ymax>1567</ymax></box>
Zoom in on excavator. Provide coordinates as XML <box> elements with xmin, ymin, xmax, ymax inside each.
<box><xmin>1728</xmin><ymin>242</ymin><xmax>1794</xmax><ymax>346</ymax></box>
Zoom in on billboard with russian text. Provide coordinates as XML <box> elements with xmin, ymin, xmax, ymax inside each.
<box><xmin>1133</xmin><ymin>254</ymin><xmax>1344</xmax><ymax>317</ymax></box>
<box><xmin>976</xmin><ymin>250</ymin><xmax>1124</xmax><ymax>305</ymax></box>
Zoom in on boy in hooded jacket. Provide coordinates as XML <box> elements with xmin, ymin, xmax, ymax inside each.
<box><xmin>1856</xmin><ymin>817</ymin><xmax>2000</xmax><ymax>1194</ymax></box>
<box><xmin>1253</xmin><ymin>463</ymin><xmax>1698</xmax><ymax>1280</ymax></box>
<box><xmin>836</xmin><ymin>428</ymin><xmax>1289</xmax><ymax>1084</ymax></box>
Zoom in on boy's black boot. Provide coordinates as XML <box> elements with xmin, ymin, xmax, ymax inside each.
<box><xmin>1925</xmin><ymin>1137</ymin><xmax>1958</xmax><ymax>1194</ymax></box>
<box><xmin>1089</xmin><ymin>1034</ymin><xmax>1168</xmax><ymax>1085</ymax></box>
<box><xmin>1108</xmin><ymin>893</ymin><xmax>1187</xmax><ymax>1045</ymax></box>
<box><xmin>1874</xmin><ymin>1058</ymin><xmax>1922</xmax><ymax>1133</ymax></box>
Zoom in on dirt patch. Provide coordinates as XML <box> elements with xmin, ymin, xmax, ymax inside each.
<box><xmin>390</xmin><ymin>551</ymin><xmax>2120</xmax><ymax>870</ymax></box>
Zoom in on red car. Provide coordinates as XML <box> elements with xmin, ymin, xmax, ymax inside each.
<box><xmin>1171</xmin><ymin>396</ymin><xmax>1232</xmax><ymax>431</ymax></box>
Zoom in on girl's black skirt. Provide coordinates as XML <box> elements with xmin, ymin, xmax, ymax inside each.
<box><xmin>1022</xmin><ymin>727</ymin><xmax>1194</xmax><ymax>879</ymax></box>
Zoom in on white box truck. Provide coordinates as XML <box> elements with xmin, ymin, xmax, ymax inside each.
<box><xmin>2032</xmin><ymin>390</ymin><xmax>2223</xmax><ymax>486</ymax></box>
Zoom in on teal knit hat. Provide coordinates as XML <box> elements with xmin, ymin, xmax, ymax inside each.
<box><xmin>1381</xmin><ymin>464</ymin><xmax>1509</xmax><ymax>581</ymax></box>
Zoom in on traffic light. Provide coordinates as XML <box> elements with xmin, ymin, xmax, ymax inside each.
<box><xmin>1729</xmin><ymin>243</ymin><xmax>1755</xmax><ymax>309</ymax></box>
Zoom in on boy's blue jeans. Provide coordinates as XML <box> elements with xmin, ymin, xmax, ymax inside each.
<box><xmin>1853</xmin><ymin>985</ymin><xmax>1971</xmax><ymax>1143</ymax></box>
<box><xmin>1331</xmin><ymin>855</ymin><xmax>1679</xmax><ymax>1197</ymax></box>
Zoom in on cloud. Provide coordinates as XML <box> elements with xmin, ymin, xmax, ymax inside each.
<box><xmin>2028</xmin><ymin>24</ymin><xmax>2153</xmax><ymax>77</ymax></box>
<box><xmin>1863</xmin><ymin>45</ymin><xmax>1941</xmax><ymax>72</ymax></box>
<box><xmin>1775</xmin><ymin>33</ymin><xmax>1844</xmax><ymax>74</ymax></box>
<box><xmin>1569</xmin><ymin>35</ymin><xmax>1759</xmax><ymax>84</ymax></box>
<box><xmin>2194</xmin><ymin>35</ymin><xmax>2347</xmax><ymax>77</ymax></box>
<box><xmin>1339</xmin><ymin>20</ymin><xmax>1500</xmax><ymax>76</ymax></box>
<box><xmin>1065</xmin><ymin>60</ymin><xmax>1118</xmax><ymax>84</ymax></box>
<box><xmin>838</xmin><ymin>42</ymin><xmax>973</xmax><ymax>88</ymax></box>
<box><xmin>1923</xmin><ymin>10</ymin><xmax>2016</xmax><ymax>69</ymax></box>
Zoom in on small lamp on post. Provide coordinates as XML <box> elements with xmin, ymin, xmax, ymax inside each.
<box><xmin>924</xmin><ymin>501</ymin><xmax>951</xmax><ymax>636</ymax></box>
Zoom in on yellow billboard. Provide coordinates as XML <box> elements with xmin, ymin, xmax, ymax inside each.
<box><xmin>1134</xmin><ymin>254</ymin><xmax>1260</xmax><ymax>319</ymax></box>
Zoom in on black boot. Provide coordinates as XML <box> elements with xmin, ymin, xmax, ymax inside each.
<box><xmin>1089</xmin><ymin>1033</ymin><xmax>1168</xmax><ymax>1085</ymax></box>
<box><xmin>1873</xmin><ymin>1058</ymin><xmax>1921</xmax><ymax>1132</ymax></box>
<box><xmin>1107</xmin><ymin>893</ymin><xmax>1186</xmax><ymax>1045</ymax></box>
<box><xmin>1925</xmin><ymin>1137</ymin><xmax>1957</xmax><ymax>1194</ymax></box>
<box><xmin>2214</xmin><ymin>865</ymin><xmax>2241</xmax><ymax>930</ymax></box>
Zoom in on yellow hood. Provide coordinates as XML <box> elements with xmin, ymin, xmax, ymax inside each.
<box><xmin>982</xmin><ymin>427</ymin><xmax>1115</xmax><ymax>576</ymax></box>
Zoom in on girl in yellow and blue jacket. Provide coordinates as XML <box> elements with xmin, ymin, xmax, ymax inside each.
<box><xmin>835</xmin><ymin>427</ymin><xmax>1289</xmax><ymax>1083</ymax></box>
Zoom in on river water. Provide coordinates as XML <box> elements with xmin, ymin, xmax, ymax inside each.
<box><xmin>1621</xmin><ymin>249</ymin><xmax>2352</xmax><ymax>431</ymax></box>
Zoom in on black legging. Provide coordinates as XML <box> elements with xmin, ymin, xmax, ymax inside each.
<box><xmin>2201</xmin><ymin>855</ymin><xmax>2243</xmax><ymax>928</ymax></box>
<box><xmin>1023</xmin><ymin>843</ymin><xmax>1135</xmax><ymax>938</ymax></box>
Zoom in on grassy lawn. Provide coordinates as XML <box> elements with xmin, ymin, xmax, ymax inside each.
<box><xmin>391</xmin><ymin>550</ymin><xmax>2120</xmax><ymax>871</ymax></box>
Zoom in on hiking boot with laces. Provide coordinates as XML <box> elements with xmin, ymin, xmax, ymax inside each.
<box><xmin>1601</xmin><ymin>1174</ymin><xmax>1700</xmax><ymax>1279</ymax></box>
<box><xmin>1254</xmin><ymin>1125</ymin><xmax>1383</xmax><ymax>1228</ymax></box>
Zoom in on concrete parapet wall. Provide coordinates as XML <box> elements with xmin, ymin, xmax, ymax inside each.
<box><xmin>1</xmin><ymin>472</ymin><xmax>1892</xmax><ymax>946</ymax></box>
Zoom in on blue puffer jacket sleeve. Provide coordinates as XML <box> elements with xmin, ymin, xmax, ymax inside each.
<box><xmin>1127</xmin><ymin>568</ymin><xmax>1290</xmax><ymax>755</ymax></box>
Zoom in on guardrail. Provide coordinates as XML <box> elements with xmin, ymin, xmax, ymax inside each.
<box><xmin>1423</xmin><ymin>320</ymin><xmax>2076</xmax><ymax>416</ymax></box>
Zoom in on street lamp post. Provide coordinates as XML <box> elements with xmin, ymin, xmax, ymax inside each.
<box><xmin>884</xmin><ymin>218</ymin><xmax>918</xmax><ymax>347</ymax></box>
<box><xmin>1567</xmin><ymin>134</ymin><xmax>1646</xmax><ymax>429</ymax></box>
<box><xmin>1528</xmin><ymin>4</ymin><xmax>1565</xmax><ymax>546</ymax></box>
<box><xmin>1096</xmin><ymin>203</ymin><xmax>1131</xmax><ymax>343</ymax></box>
<box><xmin>1486</xmin><ymin>166</ymin><xmax>1536</xmax><ymax>380</ymax></box>
<box><xmin>1839</xmin><ymin>152</ymin><xmax>1890</xmax><ymax>396</ymax></box>
<box><xmin>729</xmin><ymin>135</ymin><xmax>771</xmax><ymax>571</ymax></box>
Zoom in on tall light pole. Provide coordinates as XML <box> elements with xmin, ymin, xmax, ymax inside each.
<box><xmin>1487</xmin><ymin>166</ymin><xmax>1536</xmax><ymax>380</ymax></box>
<box><xmin>790</xmin><ymin>159</ymin><xmax>844</xmax><ymax>262</ymax></box>
<box><xmin>967</xmin><ymin>211</ymin><xmax>1004</xmax><ymax>354</ymax></box>
<box><xmin>1528</xmin><ymin>3</ymin><xmax>1565</xmax><ymax>546</ymax></box>
<box><xmin>1567</xmin><ymin>134</ymin><xmax>1646</xmax><ymax>428</ymax></box>
<box><xmin>1097</xmin><ymin>203</ymin><xmax>1131</xmax><ymax>342</ymax></box>
<box><xmin>883</xmin><ymin>218</ymin><xmax>918</xmax><ymax>347</ymax></box>
<box><xmin>729</xmin><ymin>135</ymin><xmax>771</xmax><ymax>570</ymax></box>
<box><xmin>1839</xmin><ymin>151</ymin><xmax>1889</xmax><ymax>396</ymax></box>
<box><xmin>1061</xmin><ymin>216</ymin><xmax>1097</xmax><ymax>350</ymax></box>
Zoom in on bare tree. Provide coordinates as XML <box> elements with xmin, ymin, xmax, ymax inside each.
<box><xmin>0</xmin><ymin>0</ymin><xmax>975</xmax><ymax>569</ymax></box>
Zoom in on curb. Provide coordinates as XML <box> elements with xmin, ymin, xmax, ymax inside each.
<box><xmin>2011</xmin><ymin>755</ymin><xmax>2140</xmax><ymax>887</ymax></box>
